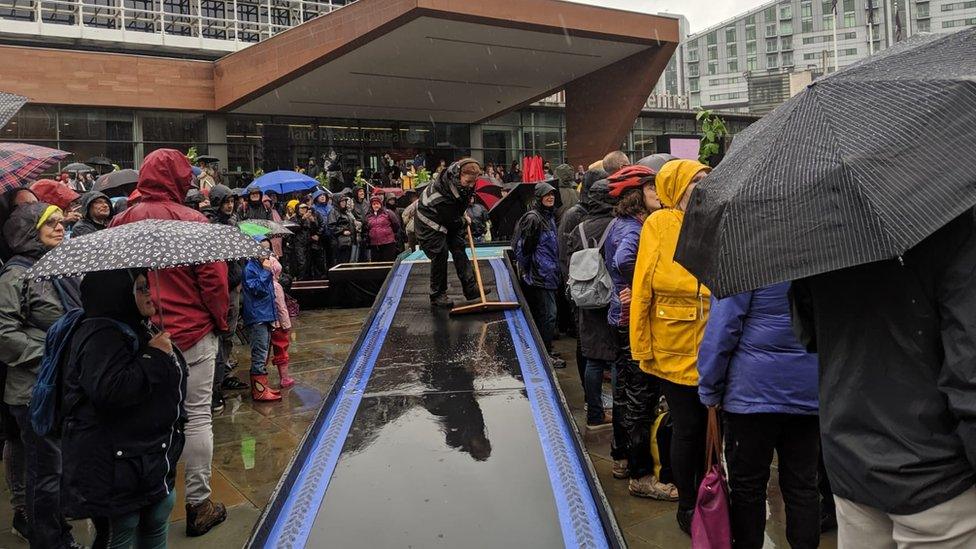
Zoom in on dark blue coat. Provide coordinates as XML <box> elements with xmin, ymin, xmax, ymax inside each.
<box><xmin>697</xmin><ymin>282</ymin><xmax>818</xmax><ymax>415</ymax></box>
<box><xmin>242</xmin><ymin>260</ymin><xmax>276</xmax><ymax>326</ymax></box>
<box><xmin>603</xmin><ymin>216</ymin><xmax>642</xmax><ymax>327</ymax></box>
<box><xmin>514</xmin><ymin>208</ymin><xmax>560</xmax><ymax>290</ymax></box>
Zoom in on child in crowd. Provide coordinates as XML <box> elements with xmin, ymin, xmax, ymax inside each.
<box><xmin>267</xmin><ymin>249</ymin><xmax>294</xmax><ymax>387</ymax></box>
<box><xmin>242</xmin><ymin>236</ymin><xmax>282</xmax><ymax>402</ymax></box>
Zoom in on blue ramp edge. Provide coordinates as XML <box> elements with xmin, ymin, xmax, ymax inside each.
<box><xmin>262</xmin><ymin>262</ymin><xmax>413</xmax><ymax>549</ymax></box>
<box><xmin>490</xmin><ymin>257</ymin><xmax>610</xmax><ymax>549</ymax></box>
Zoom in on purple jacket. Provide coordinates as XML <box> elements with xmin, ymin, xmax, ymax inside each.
<box><xmin>603</xmin><ymin>216</ymin><xmax>642</xmax><ymax>326</ymax></box>
<box><xmin>697</xmin><ymin>283</ymin><xmax>818</xmax><ymax>415</ymax></box>
<box><xmin>365</xmin><ymin>207</ymin><xmax>400</xmax><ymax>247</ymax></box>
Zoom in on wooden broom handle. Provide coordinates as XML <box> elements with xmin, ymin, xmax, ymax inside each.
<box><xmin>465</xmin><ymin>223</ymin><xmax>487</xmax><ymax>304</ymax></box>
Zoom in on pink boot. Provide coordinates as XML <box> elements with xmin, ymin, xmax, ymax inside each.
<box><xmin>277</xmin><ymin>363</ymin><xmax>295</xmax><ymax>388</ymax></box>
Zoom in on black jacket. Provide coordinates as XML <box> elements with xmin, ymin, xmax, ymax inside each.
<box><xmin>62</xmin><ymin>270</ymin><xmax>187</xmax><ymax>518</ymax></box>
<box><xmin>71</xmin><ymin>191</ymin><xmax>113</xmax><ymax>238</ymax></box>
<box><xmin>204</xmin><ymin>185</ymin><xmax>244</xmax><ymax>288</ymax></box>
<box><xmin>466</xmin><ymin>202</ymin><xmax>489</xmax><ymax>238</ymax></box>
<box><xmin>328</xmin><ymin>206</ymin><xmax>358</xmax><ymax>249</ymax></box>
<box><xmin>416</xmin><ymin>164</ymin><xmax>471</xmax><ymax>253</ymax></box>
<box><xmin>792</xmin><ymin>207</ymin><xmax>976</xmax><ymax>514</ymax></box>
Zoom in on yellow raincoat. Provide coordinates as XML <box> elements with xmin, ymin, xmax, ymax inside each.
<box><xmin>629</xmin><ymin>159</ymin><xmax>712</xmax><ymax>386</ymax></box>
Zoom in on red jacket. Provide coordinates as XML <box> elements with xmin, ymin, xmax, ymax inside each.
<box><xmin>110</xmin><ymin>149</ymin><xmax>229</xmax><ymax>351</ymax></box>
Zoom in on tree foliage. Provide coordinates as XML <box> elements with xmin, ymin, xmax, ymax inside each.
<box><xmin>696</xmin><ymin>108</ymin><xmax>729</xmax><ymax>167</ymax></box>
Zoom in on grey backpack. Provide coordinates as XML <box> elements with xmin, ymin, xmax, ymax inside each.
<box><xmin>568</xmin><ymin>220</ymin><xmax>616</xmax><ymax>309</ymax></box>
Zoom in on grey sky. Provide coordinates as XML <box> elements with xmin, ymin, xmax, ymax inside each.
<box><xmin>570</xmin><ymin>0</ymin><xmax>768</xmax><ymax>34</ymax></box>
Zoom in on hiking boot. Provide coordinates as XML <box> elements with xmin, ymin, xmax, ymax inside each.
<box><xmin>186</xmin><ymin>499</ymin><xmax>227</xmax><ymax>537</ymax></box>
<box><xmin>221</xmin><ymin>375</ymin><xmax>249</xmax><ymax>391</ymax></box>
<box><xmin>11</xmin><ymin>506</ymin><xmax>29</xmax><ymax>541</ymax></box>
<box><xmin>612</xmin><ymin>459</ymin><xmax>629</xmax><ymax>479</ymax></box>
<box><xmin>251</xmin><ymin>374</ymin><xmax>282</xmax><ymax>402</ymax></box>
<box><xmin>211</xmin><ymin>393</ymin><xmax>225</xmax><ymax>414</ymax></box>
<box><xmin>629</xmin><ymin>475</ymin><xmax>679</xmax><ymax>501</ymax></box>
<box><xmin>430</xmin><ymin>294</ymin><xmax>454</xmax><ymax>309</ymax></box>
<box><xmin>585</xmin><ymin>416</ymin><xmax>612</xmax><ymax>432</ymax></box>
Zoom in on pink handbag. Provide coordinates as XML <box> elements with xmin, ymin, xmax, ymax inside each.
<box><xmin>691</xmin><ymin>407</ymin><xmax>732</xmax><ymax>549</ymax></box>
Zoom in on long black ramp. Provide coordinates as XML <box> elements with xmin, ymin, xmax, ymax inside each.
<box><xmin>248</xmin><ymin>256</ymin><xmax>624</xmax><ymax>548</ymax></box>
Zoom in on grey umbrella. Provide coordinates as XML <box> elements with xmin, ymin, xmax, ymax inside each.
<box><xmin>26</xmin><ymin>219</ymin><xmax>268</xmax><ymax>280</ymax></box>
<box><xmin>0</xmin><ymin>92</ymin><xmax>27</xmax><ymax>130</ymax></box>
<box><xmin>93</xmin><ymin>169</ymin><xmax>139</xmax><ymax>197</ymax></box>
<box><xmin>675</xmin><ymin>27</ymin><xmax>976</xmax><ymax>298</ymax></box>
<box><xmin>63</xmin><ymin>162</ymin><xmax>93</xmax><ymax>173</ymax></box>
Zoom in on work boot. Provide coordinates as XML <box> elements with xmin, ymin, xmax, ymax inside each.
<box><xmin>251</xmin><ymin>374</ymin><xmax>282</xmax><ymax>402</ymax></box>
<box><xmin>11</xmin><ymin>506</ymin><xmax>29</xmax><ymax>541</ymax></box>
<box><xmin>430</xmin><ymin>294</ymin><xmax>454</xmax><ymax>309</ymax></box>
<box><xmin>186</xmin><ymin>498</ymin><xmax>227</xmax><ymax>537</ymax></box>
<box><xmin>221</xmin><ymin>375</ymin><xmax>249</xmax><ymax>391</ymax></box>
<box><xmin>612</xmin><ymin>459</ymin><xmax>629</xmax><ymax>479</ymax></box>
<box><xmin>277</xmin><ymin>363</ymin><xmax>295</xmax><ymax>388</ymax></box>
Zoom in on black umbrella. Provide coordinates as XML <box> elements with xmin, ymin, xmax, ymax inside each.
<box><xmin>0</xmin><ymin>92</ymin><xmax>27</xmax><ymax>130</ymax></box>
<box><xmin>85</xmin><ymin>156</ymin><xmax>113</xmax><ymax>167</ymax></box>
<box><xmin>675</xmin><ymin>28</ymin><xmax>976</xmax><ymax>298</ymax></box>
<box><xmin>93</xmin><ymin>169</ymin><xmax>139</xmax><ymax>197</ymax></box>
<box><xmin>487</xmin><ymin>179</ymin><xmax>561</xmax><ymax>241</ymax></box>
<box><xmin>195</xmin><ymin>155</ymin><xmax>220</xmax><ymax>164</ymax></box>
<box><xmin>26</xmin><ymin>219</ymin><xmax>268</xmax><ymax>280</ymax></box>
<box><xmin>63</xmin><ymin>162</ymin><xmax>93</xmax><ymax>173</ymax></box>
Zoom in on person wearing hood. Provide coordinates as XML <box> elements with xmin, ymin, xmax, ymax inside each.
<box><xmin>553</xmin><ymin>163</ymin><xmax>580</xmax><ymax>223</ymax></box>
<box><xmin>0</xmin><ymin>186</ymin><xmax>38</xmax><ymax>261</ymax></box>
<box><xmin>364</xmin><ymin>194</ymin><xmax>401</xmax><ymax>262</ymax></box>
<box><xmin>63</xmin><ymin>268</ymin><xmax>186</xmax><ymax>548</ymax></box>
<box><xmin>310</xmin><ymin>189</ymin><xmax>334</xmax><ymax>274</ymax></box>
<box><xmin>416</xmin><ymin>159</ymin><xmax>482</xmax><ymax>308</ymax></box>
<box><xmin>203</xmin><ymin>185</ymin><xmax>249</xmax><ymax>410</ymax></box>
<box><xmin>0</xmin><ymin>202</ymin><xmax>82</xmax><ymax>548</ymax></box>
<box><xmin>328</xmin><ymin>195</ymin><xmax>359</xmax><ymax>264</ymax></box>
<box><xmin>352</xmin><ymin>186</ymin><xmax>369</xmax><ymax>223</ymax></box>
<box><xmin>110</xmin><ymin>148</ymin><xmax>229</xmax><ymax>537</ymax></box>
<box><xmin>604</xmin><ymin>164</ymin><xmax>678</xmax><ymax>501</ymax></box>
<box><xmin>70</xmin><ymin>191</ymin><xmax>113</xmax><ymax>238</ymax></box>
<box><xmin>293</xmin><ymin>203</ymin><xmax>320</xmax><ymax>279</ymax></box>
<box><xmin>384</xmin><ymin>191</ymin><xmax>403</xmax><ymax>237</ymax></box>
<box><xmin>242</xmin><ymin>236</ymin><xmax>282</xmax><ymax>402</ymax></box>
<box><xmin>513</xmin><ymin>182</ymin><xmax>564</xmax><ymax>368</ymax></box>
<box><xmin>630</xmin><ymin>159</ymin><xmax>711</xmax><ymax>534</ymax></box>
<box><xmin>465</xmin><ymin>194</ymin><xmax>489</xmax><ymax>243</ymax></box>
<box><xmin>241</xmin><ymin>184</ymin><xmax>271</xmax><ymax>221</ymax></box>
<box><xmin>184</xmin><ymin>188</ymin><xmax>208</xmax><ymax>212</ymax></box>
<box><xmin>266</xmin><ymin>248</ymin><xmax>294</xmax><ymax>388</ymax></box>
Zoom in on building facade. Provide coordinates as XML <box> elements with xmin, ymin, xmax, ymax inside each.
<box><xmin>684</xmin><ymin>0</ymin><xmax>976</xmax><ymax>113</ymax></box>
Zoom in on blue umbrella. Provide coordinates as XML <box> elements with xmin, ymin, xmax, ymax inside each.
<box><xmin>252</xmin><ymin>170</ymin><xmax>319</xmax><ymax>194</ymax></box>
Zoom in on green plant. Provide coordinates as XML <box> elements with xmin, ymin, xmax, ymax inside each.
<box><xmin>186</xmin><ymin>146</ymin><xmax>198</xmax><ymax>164</ymax></box>
<box><xmin>415</xmin><ymin>167</ymin><xmax>431</xmax><ymax>186</ymax></box>
<box><xmin>696</xmin><ymin>108</ymin><xmax>729</xmax><ymax>166</ymax></box>
<box><xmin>254</xmin><ymin>168</ymin><xmax>265</xmax><ymax>178</ymax></box>
<box><xmin>353</xmin><ymin>169</ymin><xmax>368</xmax><ymax>187</ymax></box>
<box><xmin>315</xmin><ymin>171</ymin><xmax>329</xmax><ymax>186</ymax></box>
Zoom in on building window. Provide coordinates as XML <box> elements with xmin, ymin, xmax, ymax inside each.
<box><xmin>916</xmin><ymin>19</ymin><xmax>931</xmax><ymax>31</ymax></box>
<box><xmin>765</xmin><ymin>6</ymin><xmax>777</xmax><ymax>20</ymax></box>
<box><xmin>747</xmin><ymin>40</ymin><xmax>757</xmax><ymax>54</ymax></box>
<box><xmin>780</xmin><ymin>4</ymin><xmax>792</xmax><ymax>19</ymax></box>
<box><xmin>780</xmin><ymin>20</ymin><xmax>793</xmax><ymax>34</ymax></box>
<box><xmin>766</xmin><ymin>38</ymin><xmax>779</xmax><ymax>51</ymax></box>
<box><xmin>726</xmin><ymin>27</ymin><xmax>737</xmax><ymax>43</ymax></box>
<box><xmin>745</xmin><ymin>15</ymin><xmax>756</xmax><ymax>25</ymax></box>
<box><xmin>688</xmin><ymin>63</ymin><xmax>699</xmax><ymax>77</ymax></box>
<box><xmin>782</xmin><ymin>51</ymin><xmax>794</xmax><ymax>66</ymax></box>
<box><xmin>687</xmin><ymin>48</ymin><xmax>699</xmax><ymax>62</ymax></box>
<box><xmin>802</xmin><ymin>18</ymin><xmax>814</xmax><ymax>32</ymax></box>
<box><xmin>941</xmin><ymin>1</ymin><xmax>975</xmax><ymax>11</ymax></box>
<box><xmin>727</xmin><ymin>43</ymin><xmax>737</xmax><ymax>57</ymax></box>
<box><xmin>707</xmin><ymin>61</ymin><xmax>718</xmax><ymax>75</ymax></box>
<box><xmin>843</xmin><ymin>0</ymin><xmax>856</xmax><ymax>27</ymax></box>
<box><xmin>823</xmin><ymin>14</ymin><xmax>834</xmax><ymax>29</ymax></box>
<box><xmin>916</xmin><ymin>3</ymin><xmax>930</xmax><ymax>17</ymax></box>
<box><xmin>707</xmin><ymin>32</ymin><xmax>717</xmax><ymax>45</ymax></box>
<box><xmin>709</xmin><ymin>76</ymin><xmax>742</xmax><ymax>86</ymax></box>
<box><xmin>767</xmin><ymin>54</ymin><xmax>779</xmax><ymax>68</ymax></box>
<box><xmin>841</xmin><ymin>47</ymin><xmax>858</xmax><ymax>56</ymax></box>
<box><xmin>766</xmin><ymin>22</ymin><xmax>778</xmax><ymax>36</ymax></box>
<box><xmin>689</xmin><ymin>78</ymin><xmax>699</xmax><ymax>92</ymax></box>
<box><xmin>746</xmin><ymin>26</ymin><xmax>757</xmax><ymax>40</ymax></box>
<box><xmin>942</xmin><ymin>17</ymin><xmax>976</xmax><ymax>27</ymax></box>
<box><xmin>781</xmin><ymin>35</ymin><xmax>793</xmax><ymax>50</ymax></box>
<box><xmin>801</xmin><ymin>2</ymin><xmax>812</xmax><ymax>18</ymax></box>
<box><xmin>708</xmin><ymin>45</ymin><xmax>718</xmax><ymax>60</ymax></box>
<box><xmin>709</xmin><ymin>91</ymin><xmax>743</xmax><ymax>101</ymax></box>
<box><xmin>747</xmin><ymin>56</ymin><xmax>757</xmax><ymax>70</ymax></box>
<box><xmin>728</xmin><ymin>59</ymin><xmax>739</xmax><ymax>72</ymax></box>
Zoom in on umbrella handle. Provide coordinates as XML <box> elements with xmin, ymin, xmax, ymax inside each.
<box><xmin>152</xmin><ymin>269</ymin><xmax>166</xmax><ymax>333</ymax></box>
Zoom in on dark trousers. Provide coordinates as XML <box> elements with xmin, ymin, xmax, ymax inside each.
<box><xmin>336</xmin><ymin>246</ymin><xmax>352</xmax><ymax>265</ymax></box>
<box><xmin>523</xmin><ymin>285</ymin><xmax>557</xmax><ymax>351</ymax></box>
<box><xmin>309</xmin><ymin>245</ymin><xmax>327</xmax><ymax>279</ymax></box>
<box><xmin>614</xmin><ymin>328</ymin><xmax>657</xmax><ymax>478</ymax></box>
<box><xmin>370</xmin><ymin>243</ymin><xmax>399</xmax><ymax>262</ymax></box>
<box><xmin>423</xmin><ymin>232</ymin><xmax>477</xmax><ymax>299</ymax></box>
<box><xmin>9</xmin><ymin>405</ymin><xmax>72</xmax><ymax>549</ymax></box>
<box><xmin>819</xmin><ymin>450</ymin><xmax>835</xmax><ymax>516</ymax></box>
<box><xmin>658</xmin><ymin>378</ymin><xmax>707</xmax><ymax>510</ymax></box>
<box><xmin>213</xmin><ymin>285</ymin><xmax>241</xmax><ymax>393</ymax></box>
<box><xmin>724</xmin><ymin>413</ymin><xmax>821</xmax><ymax>549</ymax></box>
<box><xmin>584</xmin><ymin>358</ymin><xmax>610</xmax><ymax>423</ymax></box>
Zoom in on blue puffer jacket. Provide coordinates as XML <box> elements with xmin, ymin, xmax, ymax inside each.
<box><xmin>514</xmin><ymin>208</ymin><xmax>560</xmax><ymax>290</ymax></box>
<box><xmin>697</xmin><ymin>282</ymin><xmax>818</xmax><ymax>415</ymax></box>
<box><xmin>311</xmin><ymin>190</ymin><xmax>332</xmax><ymax>237</ymax></box>
<box><xmin>242</xmin><ymin>259</ymin><xmax>276</xmax><ymax>327</ymax></box>
<box><xmin>603</xmin><ymin>216</ymin><xmax>642</xmax><ymax>327</ymax></box>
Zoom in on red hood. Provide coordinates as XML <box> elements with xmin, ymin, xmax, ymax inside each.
<box><xmin>136</xmin><ymin>148</ymin><xmax>193</xmax><ymax>203</ymax></box>
<box><xmin>30</xmin><ymin>179</ymin><xmax>79</xmax><ymax>210</ymax></box>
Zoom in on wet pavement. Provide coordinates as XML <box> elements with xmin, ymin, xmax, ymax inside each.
<box><xmin>0</xmin><ymin>304</ymin><xmax>839</xmax><ymax>548</ymax></box>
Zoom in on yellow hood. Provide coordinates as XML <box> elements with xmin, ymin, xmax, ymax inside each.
<box><xmin>655</xmin><ymin>159</ymin><xmax>711</xmax><ymax>209</ymax></box>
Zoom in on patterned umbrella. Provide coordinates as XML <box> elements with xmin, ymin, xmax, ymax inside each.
<box><xmin>0</xmin><ymin>143</ymin><xmax>72</xmax><ymax>192</ymax></box>
<box><xmin>239</xmin><ymin>219</ymin><xmax>292</xmax><ymax>237</ymax></box>
<box><xmin>675</xmin><ymin>28</ymin><xmax>976</xmax><ymax>297</ymax></box>
<box><xmin>26</xmin><ymin>219</ymin><xmax>268</xmax><ymax>280</ymax></box>
<box><xmin>0</xmin><ymin>92</ymin><xmax>27</xmax><ymax>130</ymax></box>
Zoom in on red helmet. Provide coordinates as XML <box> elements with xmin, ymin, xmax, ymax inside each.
<box><xmin>607</xmin><ymin>165</ymin><xmax>656</xmax><ymax>198</ymax></box>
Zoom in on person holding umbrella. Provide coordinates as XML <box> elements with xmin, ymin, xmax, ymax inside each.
<box><xmin>62</xmin><ymin>268</ymin><xmax>186</xmax><ymax>548</ymax></box>
<box><xmin>109</xmin><ymin>149</ymin><xmax>230</xmax><ymax>537</ymax></box>
<box><xmin>0</xmin><ymin>202</ymin><xmax>82</xmax><ymax>548</ymax></box>
<box><xmin>630</xmin><ymin>159</ymin><xmax>711</xmax><ymax>534</ymax></box>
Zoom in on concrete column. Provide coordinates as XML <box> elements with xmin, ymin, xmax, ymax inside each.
<box><xmin>206</xmin><ymin>113</ymin><xmax>229</xmax><ymax>167</ymax></box>
<box><xmin>469</xmin><ymin>123</ymin><xmax>484</xmax><ymax>164</ymax></box>
<box><xmin>564</xmin><ymin>45</ymin><xmax>676</xmax><ymax>168</ymax></box>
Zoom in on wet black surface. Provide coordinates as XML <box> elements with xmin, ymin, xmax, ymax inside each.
<box><xmin>309</xmin><ymin>263</ymin><xmax>566</xmax><ymax>547</ymax></box>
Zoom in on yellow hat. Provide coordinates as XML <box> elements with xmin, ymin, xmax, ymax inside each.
<box><xmin>36</xmin><ymin>204</ymin><xmax>63</xmax><ymax>230</ymax></box>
